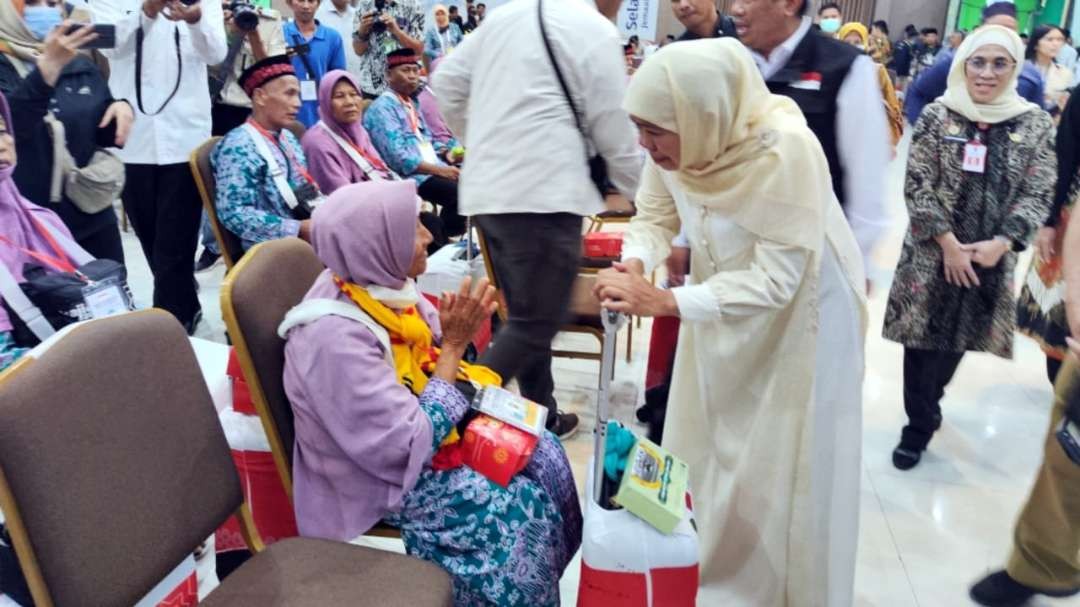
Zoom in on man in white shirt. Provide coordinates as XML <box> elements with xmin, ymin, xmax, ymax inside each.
<box><xmin>731</xmin><ymin>0</ymin><xmax>890</xmax><ymax>274</ymax></box>
<box><xmin>316</xmin><ymin>0</ymin><xmax>362</xmax><ymax>78</ymax></box>
<box><xmin>433</xmin><ymin>0</ymin><xmax>641</xmax><ymax>439</ymax></box>
<box><xmin>92</xmin><ymin>0</ymin><xmax>227</xmax><ymax>333</ymax></box>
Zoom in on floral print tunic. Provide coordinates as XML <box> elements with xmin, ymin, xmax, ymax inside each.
<box><xmin>883</xmin><ymin>102</ymin><xmax>1056</xmax><ymax>357</ymax></box>
<box><xmin>211</xmin><ymin>127</ymin><xmax>306</xmax><ymax>251</ymax></box>
<box><xmin>391</xmin><ymin>378</ymin><xmax>583</xmax><ymax>606</ymax></box>
<box><xmin>363</xmin><ymin>91</ymin><xmax>459</xmax><ymax>184</ymax></box>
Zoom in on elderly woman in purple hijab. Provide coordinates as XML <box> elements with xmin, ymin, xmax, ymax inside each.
<box><xmin>281</xmin><ymin>179</ymin><xmax>582</xmax><ymax>606</ymax></box>
<box><xmin>301</xmin><ymin>70</ymin><xmax>395</xmax><ymax>195</ymax></box>
<box><xmin>0</xmin><ymin>90</ymin><xmax>85</xmax><ymax>371</ymax></box>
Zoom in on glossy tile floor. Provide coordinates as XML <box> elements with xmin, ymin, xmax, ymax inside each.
<box><xmin>116</xmin><ymin>132</ymin><xmax>1079</xmax><ymax>606</ymax></box>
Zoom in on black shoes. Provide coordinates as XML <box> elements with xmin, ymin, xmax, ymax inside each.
<box><xmin>194</xmin><ymin>249</ymin><xmax>221</xmax><ymax>273</ymax></box>
<box><xmin>548</xmin><ymin>411</ymin><xmax>579</xmax><ymax>441</ymax></box>
<box><xmin>183</xmin><ymin>310</ymin><xmax>203</xmax><ymax>336</ymax></box>
<box><xmin>892</xmin><ymin>445</ymin><xmax>922</xmax><ymax>470</ymax></box>
<box><xmin>970</xmin><ymin>570</ymin><xmax>1080</xmax><ymax>607</ymax></box>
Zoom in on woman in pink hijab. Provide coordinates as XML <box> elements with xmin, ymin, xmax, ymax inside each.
<box><xmin>301</xmin><ymin>70</ymin><xmax>395</xmax><ymax>195</ymax></box>
<box><xmin>0</xmin><ymin>89</ymin><xmax>86</xmax><ymax>371</ymax></box>
<box><xmin>282</xmin><ymin>180</ymin><xmax>582</xmax><ymax>606</ymax></box>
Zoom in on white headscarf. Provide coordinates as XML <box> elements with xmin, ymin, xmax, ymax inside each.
<box><xmin>939</xmin><ymin>24</ymin><xmax>1037</xmax><ymax>124</ymax></box>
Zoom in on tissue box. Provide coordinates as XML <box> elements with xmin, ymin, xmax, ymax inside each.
<box><xmin>461</xmin><ymin>416</ymin><xmax>538</xmax><ymax>488</ymax></box>
<box><xmin>613</xmin><ymin>438</ymin><xmax>689</xmax><ymax>535</ymax></box>
<box><xmin>584</xmin><ymin>232</ymin><xmax>623</xmax><ymax>258</ymax></box>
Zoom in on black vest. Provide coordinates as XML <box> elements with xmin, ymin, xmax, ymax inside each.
<box><xmin>766</xmin><ymin>30</ymin><xmax>859</xmax><ymax>208</ymax></box>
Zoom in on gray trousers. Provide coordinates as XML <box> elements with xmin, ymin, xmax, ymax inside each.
<box><xmin>475</xmin><ymin>213</ymin><xmax>581</xmax><ymax>423</ymax></box>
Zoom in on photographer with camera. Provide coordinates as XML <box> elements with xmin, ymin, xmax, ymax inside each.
<box><xmin>283</xmin><ymin>0</ymin><xmax>345</xmax><ymax>128</ymax></box>
<box><xmin>212</xmin><ymin>55</ymin><xmax>319</xmax><ymax>251</ymax></box>
<box><xmin>969</xmin><ymin>201</ymin><xmax>1080</xmax><ymax>606</ymax></box>
<box><xmin>209</xmin><ymin>0</ymin><xmax>286</xmax><ymax>135</ymax></box>
<box><xmin>91</xmin><ymin>0</ymin><xmax>226</xmax><ymax>335</ymax></box>
<box><xmin>352</xmin><ymin>0</ymin><xmax>424</xmax><ymax>97</ymax></box>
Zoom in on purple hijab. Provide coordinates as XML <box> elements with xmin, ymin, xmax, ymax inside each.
<box><xmin>283</xmin><ymin>180</ymin><xmax>442</xmax><ymax>541</ymax></box>
<box><xmin>301</xmin><ymin>70</ymin><xmax>394</xmax><ymax>195</ymax></box>
<box><xmin>0</xmin><ymin>91</ymin><xmax>80</xmax><ymax>332</ymax></box>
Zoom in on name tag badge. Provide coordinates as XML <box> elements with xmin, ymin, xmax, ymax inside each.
<box><xmin>418</xmin><ymin>140</ymin><xmax>440</xmax><ymax>165</ymax></box>
<box><xmin>300</xmin><ymin>80</ymin><xmax>318</xmax><ymax>101</ymax></box>
<box><xmin>962</xmin><ymin>140</ymin><xmax>987</xmax><ymax>174</ymax></box>
<box><xmin>82</xmin><ymin>278</ymin><xmax>131</xmax><ymax>320</ymax></box>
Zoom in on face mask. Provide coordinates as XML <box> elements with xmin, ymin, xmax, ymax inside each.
<box><xmin>23</xmin><ymin>6</ymin><xmax>63</xmax><ymax>41</ymax></box>
<box><xmin>820</xmin><ymin>18</ymin><xmax>841</xmax><ymax>34</ymax></box>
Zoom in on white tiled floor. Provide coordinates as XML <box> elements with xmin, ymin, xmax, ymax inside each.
<box><xmin>116</xmin><ymin>130</ymin><xmax>1080</xmax><ymax>605</ymax></box>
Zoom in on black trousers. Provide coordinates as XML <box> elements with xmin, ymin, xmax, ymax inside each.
<box><xmin>121</xmin><ymin>163</ymin><xmax>202</xmax><ymax>325</ymax></box>
<box><xmin>902</xmin><ymin>348</ymin><xmax>965</xmax><ymax>450</ymax></box>
<box><xmin>475</xmin><ymin>213</ymin><xmax>581</xmax><ymax>423</ymax></box>
<box><xmin>78</xmin><ymin>222</ymin><xmax>125</xmax><ymax>266</ymax></box>
<box><xmin>418</xmin><ymin>176</ymin><xmax>466</xmax><ymax>237</ymax></box>
<box><xmin>212</xmin><ymin>103</ymin><xmax>251</xmax><ymax>137</ymax></box>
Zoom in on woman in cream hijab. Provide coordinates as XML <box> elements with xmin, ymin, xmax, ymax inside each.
<box><xmin>594</xmin><ymin>38</ymin><xmax>867</xmax><ymax>606</ymax></box>
<box><xmin>884</xmin><ymin>25</ymin><xmax>1054</xmax><ymax>470</ymax></box>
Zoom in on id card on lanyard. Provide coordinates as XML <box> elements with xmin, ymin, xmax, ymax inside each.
<box><xmin>398</xmin><ymin>93</ymin><xmax>440</xmax><ymax>164</ymax></box>
<box><xmin>291</xmin><ymin>31</ymin><xmax>319</xmax><ymax>101</ymax></box>
<box><xmin>963</xmin><ymin>132</ymin><xmax>987</xmax><ymax>174</ymax></box>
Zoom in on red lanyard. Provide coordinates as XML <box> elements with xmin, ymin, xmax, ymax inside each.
<box><xmin>0</xmin><ymin>215</ymin><xmax>78</xmax><ymax>274</ymax></box>
<box><xmin>246</xmin><ymin>119</ymin><xmax>317</xmax><ymax>186</ymax></box>
<box><xmin>347</xmin><ymin>137</ymin><xmax>389</xmax><ymax>172</ymax></box>
<box><xmin>395</xmin><ymin>93</ymin><xmax>422</xmax><ymax>135</ymax></box>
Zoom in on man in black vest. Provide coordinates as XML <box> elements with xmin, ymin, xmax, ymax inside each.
<box><xmin>731</xmin><ymin>0</ymin><xmax>890</xmax><ymax>273</ymax></box>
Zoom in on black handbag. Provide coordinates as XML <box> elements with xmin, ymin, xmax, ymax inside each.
<box><xmin>5</xmin><ymin>258</ymin><xmax>133</xmax><ymax>348</ymax></box>
<box><xmin>537</xmin><ymin>0</ymin><xmax>611</xmax><ymax>197</ymax></box>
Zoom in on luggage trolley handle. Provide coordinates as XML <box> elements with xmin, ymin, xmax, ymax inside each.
<box><xmin>593</xmin><ymin>309</ymin><xmax>627</xmax><ymax>506</ymax></box>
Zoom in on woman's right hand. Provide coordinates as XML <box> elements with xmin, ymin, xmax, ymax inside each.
<box><xmin>433</xmin><ymin>277</ymin><xmax>497</xmax><ymax>382</ymax></box>
<box><xmin>37</xmin><ymin>22</ymin><xmax>98</xmax><ymax>87</ymax></box>
<box><xmin>1035</xmin><ymin>226</ymin><xmax>1057</xmax><ymax>263</ymax></box>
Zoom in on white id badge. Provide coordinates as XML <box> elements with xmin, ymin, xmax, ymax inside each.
<box><xmin>418</xmin><ymin>140</ymin><xmax>440</xmax><ymax>165</ymax></box>
<box><xmin>81</xmin><ymin>279</ymin><xmax>131</xmax><ymax>319</ymax></box>
<box><xmin>300</xmin><ymin>80</ymin><xmax>318</xmax><ymax>101</ymax></box>
<box><xmin>962</xmin><ymin>141</ymin><xmax>987</xmax><ymax>173</ymax></box>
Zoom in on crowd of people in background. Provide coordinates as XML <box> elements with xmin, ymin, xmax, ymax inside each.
<box><xmin>1</xmin><ymin>0</ymin><xmax>1080</xmax><ymax>605</ymax></box>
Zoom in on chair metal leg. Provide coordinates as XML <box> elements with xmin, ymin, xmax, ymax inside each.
<box><xmin>626</xmin><ymin>318</ymin><xmax>633</xmax><ymax>363</ymax></box>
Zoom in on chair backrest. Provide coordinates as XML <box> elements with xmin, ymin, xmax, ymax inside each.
<box><xmin>190</xmin><ymin>136</ymin><xmax>245</xmax><ymax>270</ymax></box>
<box><xmin>0</xmin><ymin>311</ymin><xmax>243</xmax><ymax>607</ymax></box>
<box><xmin>221</xmin><ymin>238</ymin><xmax>325</xmax><ymax>499</ymax></box>
<box><xmin>473</xmin><ymin>228</ymin><xmax>509</xmax><ymax>322</ymax></box>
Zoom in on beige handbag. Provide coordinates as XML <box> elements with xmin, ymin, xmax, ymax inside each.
<box><xmin>44</xmin><ymin>113</ymin><xmax>125</xmax><ymax>215</ymax></box>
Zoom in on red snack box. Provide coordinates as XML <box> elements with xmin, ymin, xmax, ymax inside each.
<box><xmin>584</xmin><ymin>232</ymin><xmax>624</xmax><ymax>258</ymax></box>
<box><xmin>461</xmin><ymin>415</ymin><xmax>538</xmax><ymax>487</ymax></box>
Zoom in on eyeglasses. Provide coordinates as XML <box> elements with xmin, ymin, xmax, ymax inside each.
<box><xmin>965</xmin><ymin>57</ymin><xmax>1016</xmax><ymax>75</ymax></box>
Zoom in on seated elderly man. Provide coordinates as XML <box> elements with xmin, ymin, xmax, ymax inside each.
<box><xmin>212</xmin><ymin>55</ymin><xmax>325</xmax><ymax>251</ymax></box>
<box><xmin>364</xmin><ymin>49</ymin><xmax>465</xmax><ymax>237</ymax></box>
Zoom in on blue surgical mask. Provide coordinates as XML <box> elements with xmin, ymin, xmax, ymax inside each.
<box><xmin>820</xmin><ymin>18</ymin><xmax>842</xmax><ymax>35</ymax></box>
<box><xmin>23</xmin><ymin>6</ymin><xmax>63</xmax><ymax>41</ymax></box>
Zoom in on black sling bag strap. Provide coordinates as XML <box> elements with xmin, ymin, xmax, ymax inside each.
<box><xmin>537</xmin><ymin>0</ymin><xmax>610</xmax><ymax>197</ymax></box>
<box><xmin>135</xmin><ymin>25</ymin><xmax>182</xmax><ymax>116</ymax></box>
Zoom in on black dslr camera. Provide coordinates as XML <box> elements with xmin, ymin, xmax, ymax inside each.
<box><xmin>228</xmin><ymin>0</ymin><xmax>260</xmax><ymax>32</ymax></box>
<box><xmin>372</xmin><ymin>0</ymin><xmax>391</xmax><ymax>33</ymax></box>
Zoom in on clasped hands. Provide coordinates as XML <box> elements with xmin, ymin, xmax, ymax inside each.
<box><xmin>936</xmin><ymin>232</ymin><xmax>1008</xmax><ymax>288</ymax></box>
<box><xmin>593</xmin><ymin>259</ymin><xmax>678</xmax><ymax>318</ymax></box>
<box><xmin>144</xmin><ymin>0</ymin><xmax>203</xmax><ymax>24</ymax></box>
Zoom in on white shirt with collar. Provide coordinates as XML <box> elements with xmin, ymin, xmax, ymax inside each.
<box><xmin>432</xmin><ymin>0</ymin><xmax>641</xmax><ymax>217</ymax></box>
<box><xmin>92</xmin><ymin>0</ymin><xmax>228</xmax><ymax>166</ymax></box>
<box><xmin>316</xmin><ymin>0</ymin><xmax>362</xmax><ymax>77</ymax></box>
<box><xmin>750</xmin><ymin>17</ymin><xmax>890</xmax><ymax>270</ymax></box>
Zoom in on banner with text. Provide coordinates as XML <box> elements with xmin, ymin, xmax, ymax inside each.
<box><xmin>617</xmin><ymin>0</ymin><xmax>659</xmax><ymax>43</ymax></box>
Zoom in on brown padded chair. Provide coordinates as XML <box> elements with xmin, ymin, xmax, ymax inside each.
<box><xmin>221</xmin><ymin>238</ymin><xmax>323</xmax><ymax>502</ymax></box>
<box><xmin>191</xmin><ymin>137</ymin><xmax>245</xmax><ymax>271</ymax></box>
<box><xmin>221</xmin><ymin>238</ymin><xmax>401</xmax><ymax>539</ymax></box>
<box><xmin>0</xmin><ymin>311</ymin><xmax>452</xmax><ymax>607</ymax></box>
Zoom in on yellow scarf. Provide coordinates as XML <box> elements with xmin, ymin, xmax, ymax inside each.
<box><xmin>336</xmin><ymin>277</ymin><xmax>502</xmax><ymax>397</ymax></box>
